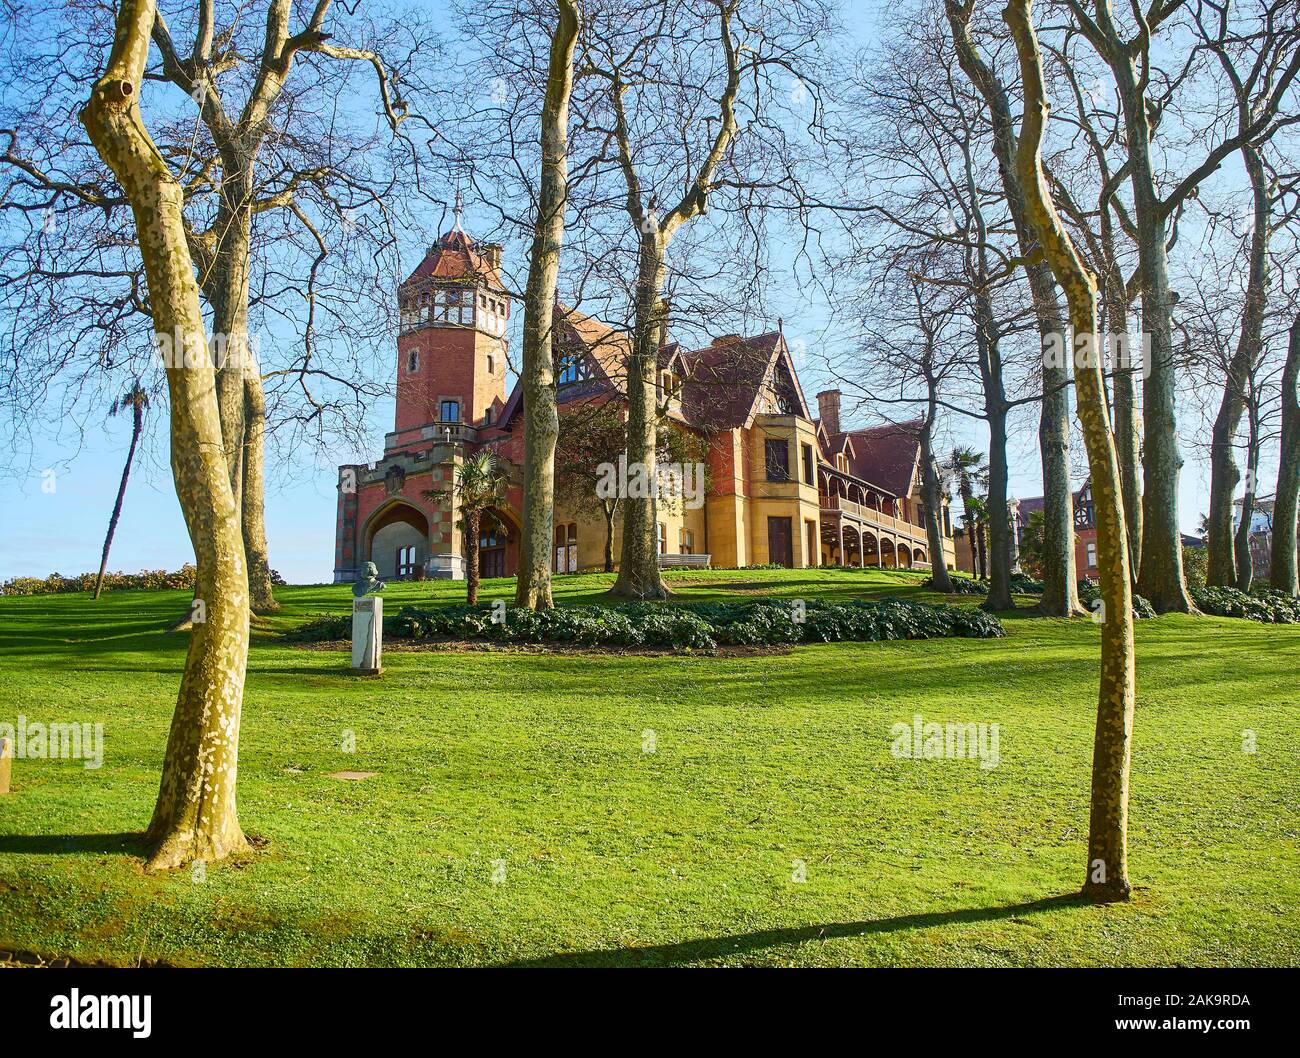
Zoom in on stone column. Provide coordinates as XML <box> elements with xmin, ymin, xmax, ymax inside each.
<box><xmin>351</xmin><ymin>596</ymin><xmax>383</xmax><ymax>674</ymax></box>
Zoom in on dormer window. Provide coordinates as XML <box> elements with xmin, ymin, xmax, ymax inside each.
<box><xmin>556</xmin><ymin>351</ymin><xmax>591</xmax><ymax>387</ymax></box>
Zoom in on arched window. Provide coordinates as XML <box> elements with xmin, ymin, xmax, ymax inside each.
<box><xmin>407</xmin><ymin>350</ymin><xmax>419</xmax><ymax>373</ymax></box>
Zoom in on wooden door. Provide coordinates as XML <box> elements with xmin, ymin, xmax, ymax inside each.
<box><xmin>767</xmin><ymin>516</ymin><xmax>793</xmax><ymax>567</ymax></box>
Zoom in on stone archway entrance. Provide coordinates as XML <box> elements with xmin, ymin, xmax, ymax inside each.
<box><xmin>363</xmin><ymin>500</ymin><xmax>430</xmax><ymax>581</ymax></box>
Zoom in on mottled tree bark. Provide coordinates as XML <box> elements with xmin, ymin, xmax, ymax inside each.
<box><xmin>1207</xmin><ymin>146</ymin><xmax>1269</xmax><ymax>588</ymax></box>
<box><xmin>611</xmin><ymin>259</ymin><xmax>670</xmax><ymax>599</ymax></box>
<box><xmin>1077</xmin><ymin>1</ymin><xmax>1190</xmax><ymax>612</ymax></box>
<box><xmin>607</xmin><ymin>1</ymin><xmax>740</xmax><ymax>599</ymax></box>
<box><xmin>1107</xmin><ymin>287</ymin><xmax>1143</xmax><ymax>585</ymax></box>
<box><xmin>1008</xmin><ymin>0</ymin><xmax>1135</xmax><ymax>902</ymax></box>
<box><xmin>515</xmin><ymin>0</ymin><xmax>580</xmax><ymax>610</ymax></box>
<box><xmin>945</xmin><ymin>0</ymin><xmax>1080</xmax><ymax>617</ymax></box>
<box><xmin>1233</xmin><ymin>396</ymin><xmax>1261</xmax><ymax>593</ymax></box>
<box><xmin>1271</xmin><ymin>316</ymin><xmax>1300</xmax><ymax>594</ymax></box>
<box><xmin>242</xmin><ymin>373</ymin><xmax>277</xmax><ymax>611</ymax></box>
<box><xmin>82</xmin><ymin>0</ymin><xmax>250</xmax><ymax>870</ymax></box>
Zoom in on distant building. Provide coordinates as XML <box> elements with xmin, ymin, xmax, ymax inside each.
<box><xmin>332</xmin><ymin>216</ymin><xmax>957</xmax><ymax>581</ymax></box>
<box><xmin>1234</xmin><ymin>494</ymin><xmax>1299</xmax><ymax>579</ymax></box>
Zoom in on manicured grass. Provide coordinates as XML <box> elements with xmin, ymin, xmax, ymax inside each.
<box><xmin>0</xmin><ymin>568</ymin><xmax>1297</xmax><ymax>966</ymax></box>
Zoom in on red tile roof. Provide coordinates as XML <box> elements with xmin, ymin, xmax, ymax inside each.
<box><xmin>829</xmin><ymin>420</ymin><xmax>923</xmax><ymax>497</ymax></box>
<box><xmin>679</xmin><ymin>332</ymin><xmax>784</xmax><ymax>429</ymax></box>
<box><xmin>403</xmin><ymin>226</ymin><xmax>502</xmax><ymax>287</ymax></box>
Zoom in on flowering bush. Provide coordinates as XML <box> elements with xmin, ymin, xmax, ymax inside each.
<box><xmin>1</xmin><ymin>566</ymin><xmax>200</xmax><ymax>595</ymax></box>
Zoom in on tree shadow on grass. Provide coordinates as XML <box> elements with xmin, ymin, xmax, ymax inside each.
<box><xmin>502</xmin><ymin>892</ymin><xmax>1087</xmax><ymax>967</ymax></box>
<box><xmin>0</xmin><ymin>832</ymin><xmax>147</xmax><ymax>857</ymax></box>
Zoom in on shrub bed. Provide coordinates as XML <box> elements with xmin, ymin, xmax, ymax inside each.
<box><xmin>1</xmin><ymin>565</ymin><xmax>284</xmax><ymax>596</ymax></box>
<box><xmin>1077</xmin><ymin>577</ymin><xmax>1157</xmax><ymax>619</ymax></box>
<box><xmin>1191</xmin><ymin>586</ymin><xmax>1300</xmax><ymax>623</ymax></box>
<box><xmin>286</xmin><ymin>597</ymin><xmax>1005</xmax><ymax>651</ymax></box>
<box><xmin>923</xmin><ymin>574</ymin><xmax>988</xmax><ymax>596</ymax></box>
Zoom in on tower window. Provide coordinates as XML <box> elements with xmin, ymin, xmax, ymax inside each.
<box><xmin>440</xmin><ymin>399</ymin><xmax>460</xmax><ymax>423</ymax></box>
<box><xmin>407</xmin><ymin>350</ymin><xmax>419</xmax><ymax>373</ymax></box>
<box><xmin>487</xmin><ymin>354</ymin><xmax>495</xmax><ymax>375</ymax></box>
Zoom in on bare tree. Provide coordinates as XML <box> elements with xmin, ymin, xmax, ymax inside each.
<box><xmin>515</xmin><ymin>0</ymin><xmax>581</xmax><ymax>610</ymax></box>
<box><xmin>0</xmin><ymin>0</ymin><xmax>437</xmax><ymax>611</ymax></box>
<box><xmin>1273</xmin><ymin>312</ymin><xmax>1300</xmax><ymax>592</ymax></box>
<box><xmin>1060</xmin><ymin>0</ymin><xmax>1300</xmax><ymax>612</ymax></box>
<box><xmin>81</xmin><ymin>0</ymin><xmax>250</xmax><ymax>869</ymax></box>
<box><xmin>945</xmin><ymin>0</ymin><xmax>1084</xmax><ymax>617</ymax></box>
<box><xmin>1007</xmin><ymin>0</ymin><xmax>1137</xmax><ymax>903</ymax></box>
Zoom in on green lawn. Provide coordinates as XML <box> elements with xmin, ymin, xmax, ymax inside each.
<box><xmin>0</xmin><ymin>567</ymin><xmax>1297</xmax><ymax>967</ymax></box>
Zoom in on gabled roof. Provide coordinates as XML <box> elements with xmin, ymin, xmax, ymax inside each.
<box><xmin>830</xmin><ymin>420</ymin><xmax>923</xmax><ymax>497</ymax></box>
<box><xmin>498</xmin><ymin>321</ymin><xmax>806</xmax><ymax>437</ymax></box>
<box><xmin>679</xmin><ymin>331</ymin><xmax>810</xmax><ymax>430</ymax></box>
<box><xmin>402</xmin><ymin>226</ymin><xmax>503</xmax><ymax>287</ymax></box>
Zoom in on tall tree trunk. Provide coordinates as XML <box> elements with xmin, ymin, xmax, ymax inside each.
<box><xmin>1271</xmin><ymin>315</ymin><xmax>1300</xmax><ymax>594</ymax></box>
<box><xmin>94</xmin><ymin>397</ymin><xmax>143</xmax><ymax>600</ymax></box>
<box><xmin>1008</xmin><ymin>0</ymin><xmax>1136</xmax><ymax>902</ymax></box>
<box><xmin>515</xmin><ymin>0</ymin><xmax>580</xmax><ymax>611</ymax></box>
<box><xmin>1107</xmin><ymin>286</ymin><xmax>1143</xmax><ymax>586</ymax></box>
<box><xmin>1098</xmin><ymin>41</ymin><xmax>1190</xmax><ymax>613</ymax></box>
<box><xmin>603</xmin><ymin>500</ymin><xmax>617</xmax><ymax>573</ymax></box>
<box><xmin>465</xmin><ymin>510</ymin><xmax>481</xmax><ymax>605</ymax></box>
<box><xmin>610</xmin><ymin>248</ymin><xmax>670</xmax><ymax>599</ymax></box>
<box><xmin>1233</xmin><ymin>394</ymin><xmax>1260</xmax><ymax>593</ymax></box>
<box><xmin>984</xmin><ymin>406</ymin><xmax>1013</xmax><ymax>609</ymax></box>
<box><xmin>1207</xmin><ymin>145</ymin><xmax>1270</xmax><ymax>587</ymax></box>
<box><xmin>82</xmin><ymin>0</ymin><xmax>250</xmax><ymax>870</ymax></box>
<box><xmin>944</xmin><ymin>0</ymin><xmax>1080</xmax><ymax>617</ymax></box>
<box><xmin>242</xmin><ymin>373</ymin><xmax>277</xmax><ymax>611</ymax></box>
<box><xmin>919</xmin><ymin>400</ymin><xmax>954</xmax><ymax>592</ymax></box>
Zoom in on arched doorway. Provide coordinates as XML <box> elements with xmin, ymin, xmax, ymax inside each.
<box><xmin>897</xmin><ymin>543</ymin><xmax>913</xmax><ymax>569</ymax></box>
<box><xmin>862</xmin><ymin>531</ymin><xmax>879</xmax><ymax>566</ymax></box>
<box><xmin>880</xmin><ymin>538</ymin><xmax>897</xmax><ymax>568</ymax></box>
<box><xmin>469</xmin><ymin>505</ymin><xmax>522</xmax><ymax>579</ymax></box>
<box><xmin>363</xmin><ymin>500</ymin><xmax>430</xmax><ymax>581</ymax></box>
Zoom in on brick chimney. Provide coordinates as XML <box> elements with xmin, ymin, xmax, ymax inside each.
<box><xmin>817</xmin><ymin>389</ymin><xmax>842</xmax><ymax>436</ymax></box>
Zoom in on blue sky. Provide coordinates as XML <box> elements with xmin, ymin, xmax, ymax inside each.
<box><xmin>0</xmin><ymin>1</ymin><xmax>1225</xmax><ymax>584</ymax></box>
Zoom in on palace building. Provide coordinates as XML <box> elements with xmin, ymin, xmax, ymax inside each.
<box><xmin>333</xmin><ymin>220</ymin><xmax>957</xmax><ymax>582</ymax></box>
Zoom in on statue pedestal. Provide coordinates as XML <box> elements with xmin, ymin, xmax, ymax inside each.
<box><xmin>351</xmin><ymin>597</ymin><xmax>382</xmax><ymax>674</ymax></box>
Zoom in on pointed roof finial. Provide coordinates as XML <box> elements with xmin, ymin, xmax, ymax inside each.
<box><xmin>453</xmin><ymin>188</ymin><xmax>464</xmax><ymax>230</ymax></box>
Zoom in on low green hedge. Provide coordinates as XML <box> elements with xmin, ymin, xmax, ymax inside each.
<box><xmin>1191</xmin><ymin>586</ymin><xmax>1300</xmax><ymax>623</ymax></box>
<box><xmin>286</xmin><ymin>597</ymin><xmax>1005</xmax><ymax>651</ymax></box>
<box><xmin>923</xmin><ymin>574</ymin><xmax>988</xmax><ymax>596</ymax></box>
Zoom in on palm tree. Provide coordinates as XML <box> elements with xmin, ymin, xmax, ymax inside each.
<box><xmin>427</xmin><ymin>450</ymin><xmax>509</xmax><ymax>605</ymax></box>
<box><xmin>944</xmin><ymin>447</ymin><xmax>988</xmax><ymax>579</ymax></box>
<box><xmin>94</xmin><ymin>381</ymin><xmax>150</xmax><ymax>600</ymax></box>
